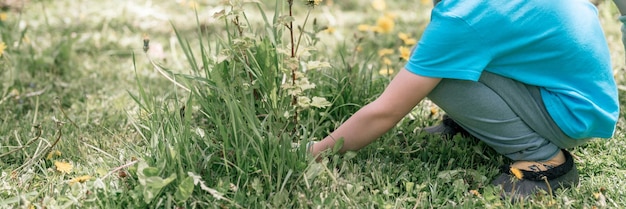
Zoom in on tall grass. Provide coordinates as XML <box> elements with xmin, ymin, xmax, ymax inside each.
<box><xmin>122</xmin><ymin>1</ymin><xmax>335</xmax><ymax>207</ymax></box>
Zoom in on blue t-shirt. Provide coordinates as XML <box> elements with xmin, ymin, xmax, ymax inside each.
<box><xmin>405</xmin><ymin>0</ymin><xmax>619</xmax><ymax>139</ymax></box>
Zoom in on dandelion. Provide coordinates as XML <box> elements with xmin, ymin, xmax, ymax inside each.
<box><xmin>594</xmin><ymin>192</ymin><xmax>605</xmax><ymax>200</ymax></box>
<box><xmin>379</xmin><ymin>68</ymin><xmax>394</xmax><ymax>76</ymax></box>
<box><xmin>403</xmin><ymin>38</ymin><xmax>417</xmax><ymax>45</ymax></box>
<box><xmin>357</xmin><ymin>24</ymin><xmax>371</xmax><ymax>32</ymax></box>
<box><xmin>399</xmin><ymin>46</ymin><xmax>411</xmax><ymax>61</ymax></box>
<box><xmin>469</xmin><ymin>190</ymin><xmax>482</xmax><ymax>197</ymax></box>
<box><xmin>371</xmin><ymin>0</ymin><xmax>386</xmax><ymax>11</ymax></box>
<box><xmin>430</xmin><ymin>106</ymin><xmax>439</xmax><ymax>116</ymax></box>
<box><xmin>509</xmin><ymin>167</ymin><xmax>524</xmax><ymax>180</ymax></box>
<box><xmin>382</xmin><ymin>57</ymin><xmax>392</xmax><ymax>65</ymax></box>
<box><xmin>69</xmin><ymin>175</ymin><xmax>92</xmax><ymax>185</ymax></box>
<box><xmin>46</xmin><ymin>150</ymin><xmax>62</xmax><ymax>160</ymax></box>
<box><xmin>0</xmin><ymin>41</ymin><xmax>6</xmax><ymax>57</ymax></box>
<box><xmin>398</xmin><ymin>32</ymin><xmax>417</xmax><ymax>45</ymax></box>
<box><xmin>0</xmin><ymin>12</ymin><xmax>7</xmax><ymax>21</ymax></box>
<box><xmin>378</xmin><ymin>48</ymin><xmax>394</xmax><ymax>57</ymax></box>
<box><xmin>54</xmin><ymin>161</ymin><xmax>73</xmax><ymax>174</ymax></box>
<box><xmin>398</xmin><ymin>32</ymin><xmax>410</xmax><ymax>41</ymax></box>
<box><xmin>375</xmin><ymin>16</ymin><xmax>394</xmax><ymax>33</ymax></box>
<box><xmin>323</xmin><ymin>26</ymin><xmax>336</xmax><ymax>34</ymax></box>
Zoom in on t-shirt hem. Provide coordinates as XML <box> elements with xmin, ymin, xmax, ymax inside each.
<box><xmin>404</xmin><ymin>63</ymin><xmax>482</xmax><ymax>81</ymax></box>
<box><xmin>542</xmin><ymin>92</ymin><xmax>616</xmax><ymax>139</ymax></box>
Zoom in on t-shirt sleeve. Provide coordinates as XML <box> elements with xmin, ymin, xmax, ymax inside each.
<box><xmin>404</xmin><ymin>12</ymin><xmax>492</xmax><ymax>81</ymax></box>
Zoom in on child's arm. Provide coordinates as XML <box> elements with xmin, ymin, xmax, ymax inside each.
<box><xmin>310</xmin><ymin>69</ymin><xmax>441</xmax><ymax>156</ymax></box>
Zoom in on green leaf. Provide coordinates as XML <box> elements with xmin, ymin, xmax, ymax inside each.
<box><xmin>304</xmin><ymin>163</ymin><xmax>323</xmax><ymax>183</ymax></box>
<box><xmin>343</xmin><ymin>151</ymin><xmax>357</xmax><ymax>161</ymax></box>
<box><xmin>332</xmin><ymin>138</ymin><xmax>344</xmax><ymax>153</ymax></box>
<box><xmin>437</xmin><ymin>169</ymin><xmax>463</xmax><ymax>183</ymax></box>
<box><xmin>310</xmin><ymin>96</ymin><xmax>331</xmax><ymax>108</ymax></box>
<box><xmin>136</xmin><ymin>161</ymin><xmax>150</xmax><ymax>186</ymax></box>
<box><xmin>142</xmin><ymin>173</ymin><xmax>177</xmax><ymax>204</ymax></box>
<box><xmin>135</xmin><ymin>161</ymin><xmax>178</xmax><ymax>204</ymax></box>
<box><xmin>306</xmin><ymin>61</ymin><xmax>331</xmax><ymax>70</ymax></box>
<box><xmin>276</xmin><ymin>15</ymin><xmax>295</xmax><ymax>26</ymax></box>
<box><xmin>403</xmin><ymin>181</ymin><xmax>415</xmax><ymax>194</ymax></box>
<box><xmin>174</xmin><ymin>176</ymin><xmax>195</xmax><ymax>203</ymax></box>
<box><xmin>143</xmin><ymin>167</ymin><xmax>160</xmax><ymax>177</ymax></box>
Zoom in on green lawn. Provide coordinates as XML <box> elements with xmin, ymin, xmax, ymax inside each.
<box><xmin>1</xmin><ymin>0</ymin><xmax>625</xmax><ymax>208</ymax></box>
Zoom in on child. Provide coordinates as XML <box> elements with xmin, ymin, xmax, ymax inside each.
<box><xmin>309</xmin><ymin>0</ymin><xmax>623</xmax><ymax>199</ymax></box>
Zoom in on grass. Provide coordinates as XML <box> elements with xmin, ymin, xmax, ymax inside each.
<box><xmin>1</xmin><ymin>0</ymin><xmax>625</xmax><ymax>208</ymax></box>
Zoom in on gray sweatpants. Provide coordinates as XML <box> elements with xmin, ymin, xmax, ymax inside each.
<box><xmin>427</xmin><ymin>72</ymin><xmax>591</xmax><ymax>162</ymax></box>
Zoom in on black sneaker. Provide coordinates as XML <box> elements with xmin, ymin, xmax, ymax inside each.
<box><xmin>422</xmin><ymin>115</ymin><xmax>472</xmax><ymax>139</ymax></box>
<box><xmin>492</xmin><ymin>149</ymin><xmax>579</xmax><ymax>201</ymax></box>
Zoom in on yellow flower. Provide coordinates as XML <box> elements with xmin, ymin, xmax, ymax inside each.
<box><xmin>398</xmin><ymin>32</ymin><xmax>417</xmax><ymax>45</ymax></box>
<box><xmin>378</xmin><ymin>68</ymin><xmax>394</xmax><ymax>76</ymax></box>
<box><xmin>375</xmin><ymin>16</ymin><xmax>394</xmax><ymax>33</ymax></box>
<box><xmin>54</xmin><ymin>161</ymin><xmax>73</xmax><ymax>174</ymax></box>
<box><xmin>357</xmin><ymin>24</ymin><xmax>371</xmax><ymax>32</ymax></box>
<box><xmin>382</xmin><ymin>57</ymin><xmax>392</xmax><ymax>65</ymax></box>
<box><xmin>371</xmin><ymin>0</ymin><xmax>386</xmax><ymax>11</ymax></box>
<box><xmin>403</xmin><ymin>38</ymin><xmax>417</xmax><ymax>45</ymax></box>
<box><xmin>469</xmin><ymin>189</ymin><xmax>481</xmax><ymax>197</ymax></box>
<box><xmin>356</xmin><ymin>45</ymin><xmax>363</xmax><ymax>52</ymax></box>
<box><xmin>69</xmin><ymin>175</ymin><xmax>92</xmax><ymax>185</ymax></box>
<box><xmin>399</xmin><ymin>46</ymin><xmax>411</xmax><ymax>61</ymax></box>
<box><xmin>420</xmin><ymin>0</ymin><xmax>430</xmax><ymax>5</ymax></box>
<box><xmin>378</xmin><ymin>48</ymin><xmax>394</xmax><ymax>57</ymax></box>
<box><xmin>46</xmin><ymin>150</ymin><xmax>62</xmax><ymax>160</ymax></box>
<box><xmin>594</xmin><ymin>192</ymin><xmax>604</xmax><ymax>200</ymax></box>
<box><xmin>0</xmin><ymin>12</ymin><xmax>7</xmax><ymax>21</ymax></box>
<box><xmin>509</xmin><ymin>167</ymin><xmax>524</xmax><ymax>180</ymax></box>
<box><xmin>430</xmin><ymin>106</ymin><xmax>439</xmax><ymax>116</ymax></box>
<box><xmin>0</xmin><ymin>41</ymin><xmax>6</xmax><ymax>57</ymax></box>
<box><xmin>324</xmin><ymin>26</ymin><xmax>336</xmax><ymax>34</ymax></box>
<box><xmin>398</xmin><ymin>32</ymin><xmax>410</xmax><ymax>40</ymax></box>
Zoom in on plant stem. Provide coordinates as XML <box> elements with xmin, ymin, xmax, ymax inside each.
<box><xmin>288</xmin><ymin>0</ymin><xmax>299</xmax><ymax>127</ymax></box>
<box><xmin>233</xmin><ymin>15</ymin><xmax>260</xmax><ymax>100</ymax></box>
<box><xmin>295</xmin><ymin>9</ymin><xmax>312</xmax><ymax>55</ymax></box>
